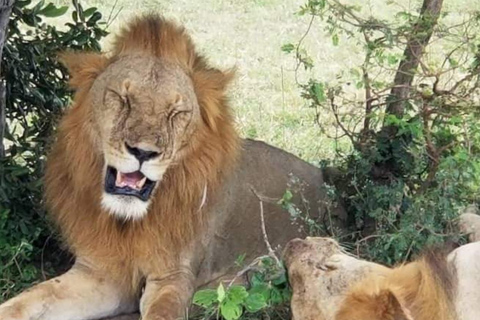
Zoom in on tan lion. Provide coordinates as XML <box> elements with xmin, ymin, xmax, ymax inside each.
<box><xmin>284</xmin><ymin>232</ymin><xmax>480</xmax><ymax>320</ymax></box>
<box><xmin>0</xmin><ymin>15</ymin><xmax>345</xmax><ymax>320</ymax></box>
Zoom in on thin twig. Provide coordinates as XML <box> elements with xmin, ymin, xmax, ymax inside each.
<box><xmin>294</xmin><ymin>14</ymin><xmax>316</xmax><ymax>84</ymax></box>
<box><xmin>225</xmin><ymin>187</ymin><xmax>283</xmax><ymax>289</ymax></box>
<box><xmin>249</xmin><ymin>186</ymin><xmax>282</xmax><ymax>267</ymax></box>
<box><xmin>355</xmin><ymin>234</ymin><xmax>383</xmax><ymax>256</ymax></box>
<box><xmin>329</xmin><ymin>95</ymin><xmax>356</xmax><ymax>145</ymax></box>
<box><xmin>226</xmin><ymin>255</ymin><xmax>270</xmax><ymax>289</ymax></box>
<box><xmin>105</xmin><ymin>0</ymin><xmax>123</xmax><ymax>29</ymax></box>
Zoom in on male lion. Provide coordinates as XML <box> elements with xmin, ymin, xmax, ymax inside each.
<box><xmin>0</xmin><ymin>15</ymin><xmax>345</xmax><ymax>320</ymax></box>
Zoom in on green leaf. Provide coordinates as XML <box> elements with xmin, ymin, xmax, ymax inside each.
<box><xmin>235</xmin><ymin>253</ymin><xmax>246</xmax><ymax>266</ymax></box>
<box><xmin>281</xmin><ymin>287</ymin><xmax>292</xmax><ymax>301</ymax></box>
<box><xmin>87</xmin><ymin>12</ymin><xmax>102</xmax><ymax>26</ymax></box>
<box><xmin>317</xmin><ymin>0</ymin><xmax>326</xmax><ymax>10</ymax></box>
<box><xmin>281</xmin><ymin>43</ymin><xmax>295</xmax><ymax>54</ymax></box>
<box><xmin>217</xmin><ymin>283</ymin><xmax>226</xmax><ymax>302</ymax></box>
<box><xmin>220</xmin><ymin>300</ymin><xmax>243</xmax><ymax>320</ymax></box>
<box><xmin>16</xmin><ymin>0</ymin><xmax>32</xmax><ymax>8</ymax></box>
<box><xmin>272</xmin><ymin>272</ymin><xmax>287</xmax><ymax>285</ymax></box>
<box><xmin>192</xmin><ymin>289</ymin><xmax>218</xmax><ymax>307</ymax></box>
<box><xmin>270</xmin><ymin>287</ymin><xmax>284</xmax><ymax>304</ymax></box>
<box><xmin>83</xmin><ymin>7</ymin><xmax>98</xmax><ymax>18</ymax></box>
<box><xmin>245</xmin><ymin>293</ymin><xmax>267</xmax><ymax>312</ymax></box>
<box><xmin>19</xmin><ymin>220</ymin><xmax>29</xmax><ymax>235</ymax></box>
<box><xmin>75</xmin><ymin>33</ymin><xmax>90</xmax><ymax>46</ymax></box>
<box><xmin>282</xmin><ymin>189</ymin><xmax>293</xmax><ymax>202</ymax></box>
<box><xmin>312</xmin><ymin>82</ymin><xmax>326</xmax><ymax>103</ymax></box>
<box><xmin>387</xmin><ymin>55</ymin><xmax>398</xmax><ymax>66</ymax></box>
<box><xmin>249</xmin><ymin>282</ymin><xmax>270</xmax><ymax>300</ymax></box>
<box><xmin>449</xmin><ymin>115</ymin><xmax>462</xmax><ymax>125</ymax></box>
<box><xmin>11</xmin><ymin>167</ymin><xmax>29</xmax><ymax>177</ymax></box>
<box><xmin>32</xmin><ymin>0</ymin><xmax>45</xmax><ymax>15</ymax></box>
<box><xmin>332</xmin><ymin>34</ymin><xmax>339</xmax><ymax>46</ymax></box>
<box><xmin>250</xmin><ymin>272</ymin><xmax>265</xmax><ymax>287</ymax></box>
<box><xmin>76</xmin><ymin>2</ymin><xmax>85</xmax><ymax>21</ymax></box>
<box><xmin>228</xmin><ymin>286</ymin><xmax>249</xmax><ymax>304</ymax></box>
<box><xmin>38</xmin><ymin>3</ymin><xmax>68</xmax><ymax>18</ymax></box>
<box><xmin>350</xmin><ymin>68</ymin><xmax>361</xmax><ymax>78</ymax></box>
<box><xmin>448</xmin><ymin>57</ymin><xmax>458</xmax><ymax>67</ymax></box>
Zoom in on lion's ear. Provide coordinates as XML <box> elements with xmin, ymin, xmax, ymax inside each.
<box><xmin>59</xmin><ymin>52</ymin><xmax>109</xmax><ymax>90</ymax></box>
<box><xmin>192</xmin><ymin>68</ymin><xmax>235</xmax><ymax>132</ymax></box>
<box><xmin>377</xmin><ymin>290</ymin><xmax>411</xmax><ymax>320</ymax></box>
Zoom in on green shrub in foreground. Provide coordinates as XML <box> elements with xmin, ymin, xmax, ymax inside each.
<box><xmin>0</xmin><ymin>0</ymin><xmax>107</xmax><ymax>301</ymax></box>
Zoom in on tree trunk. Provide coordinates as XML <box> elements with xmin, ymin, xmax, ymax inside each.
<box><xmin>386</xmin><ymin>0</ymin><xmax>443</xmax><ymax>118</ymax></box>
<box><xmin>0</xmin><ymin>0</ymin><xmax>14</xmax><ymax>158</ymax></box>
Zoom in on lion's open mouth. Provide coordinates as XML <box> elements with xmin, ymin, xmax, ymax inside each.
<box><xmin>104</xmin><ymin>166</ymin><xmax>156</xmax><ymax>201</ymax></box>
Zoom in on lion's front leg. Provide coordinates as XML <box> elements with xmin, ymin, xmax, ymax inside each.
<box><xmin>140</xmin><ymin>270</ymin><xmax>195</xmax><ymax>320</ymax></box>
<box><xmin>0</xmin><ymin>263</ymin><xmax>137</xmax><ymax>320</ymax></box>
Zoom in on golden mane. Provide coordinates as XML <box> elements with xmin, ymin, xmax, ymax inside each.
<box><xmin>335</xmin><ymin>251</ymin><xmax>457</xmax><ymax>320</ymax></box>
<box><xmin>46</xmin><ymin>15</ymin><xmax>240</xmax><ymax>294</ymax></box>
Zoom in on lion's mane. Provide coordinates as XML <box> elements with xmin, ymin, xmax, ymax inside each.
<box><xmin>44</xmin><ymin>15</ymin><xmax>239</xmax><ymax>293</ymax></box>
<box><xmin>336</xmin><ymin>250</ymin><xmax>457</xmax><ymax>320</ymax></box>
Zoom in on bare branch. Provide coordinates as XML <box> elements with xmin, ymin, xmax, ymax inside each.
<box><xmin>329</xmin><ymin>95</ymin><xmax>356</xmax><ymax>146</ymax></box>
<box><xmin>249</xmin><ymin>186</ymin><xmax>282</xmax><ymax>267</ymax></box>
<box><xmin>225</xmin><ymin>187</ymin><xmax>284</xmax><ymax>289</ymax></box>
<box><xmin>226</xmin><ymin>255</ymin><xmax>271</xmax><ymax>289</ymax></box>
<box><xmin>387</xmin><ymin>0</ymin><xmax>444</xmax><ymax>118</ymax></box>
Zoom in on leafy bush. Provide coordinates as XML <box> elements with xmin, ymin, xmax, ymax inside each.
<box><xmin>0</xmin><ymin>0</ymin><xmax>107</xmax><ymax>301</ymax></box>
<box><xmin>192</xmin><ymin>257</ymin><xmax>290</xmax><ymax>320</ymax></box>
<box><xmin>284</xmin><ymin>0</ymin><xmax>480</xmax><ymax>264</ymax></box>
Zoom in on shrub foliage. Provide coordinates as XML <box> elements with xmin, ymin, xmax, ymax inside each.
<box><xmin>0</xmin><ymin>0</ymin><xmax>107</xmax><ymax>301</ymax></box>
<box><xmin>284</xmin><ymin>0</ymin><xmax>480</xmax><ymax>264</ymax></box>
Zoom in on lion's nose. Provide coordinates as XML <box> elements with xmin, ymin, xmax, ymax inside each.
<box><xmin>125</xmin><ymin>143</ymin><xmax>160</xmax><ymax>162</ymax></box>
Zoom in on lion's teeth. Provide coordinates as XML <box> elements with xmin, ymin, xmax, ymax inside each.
<box><xmin>137</xmin><ymin>176</ymin><xmax>147</xmax><ymax>189</ymax></box>
<box><xmin>114</xmin><ymin>170</ymin><xmax>146</xmax><ymax>189</ymax></box>
<box><xmin>116</xmin><ymin>171</ymin><xmax>122</xmax><ymax>186</ymax></box>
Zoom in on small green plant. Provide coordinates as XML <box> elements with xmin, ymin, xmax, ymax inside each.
<box><xmin>192</xmin><ymin>257</ymin><xmax>290</xmax><ymax>320</ymax></box>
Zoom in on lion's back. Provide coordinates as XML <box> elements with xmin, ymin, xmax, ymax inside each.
<box><xmin>194</xmin><ymin>139</ymin><xmax>347</xmax><ymax>287</ymax></box>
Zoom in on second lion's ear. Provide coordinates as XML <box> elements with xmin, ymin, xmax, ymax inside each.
<box><xmin>59</xmin><ymin>51</ymin><xmax>109</xmax><ymax>90</ymax></box>
<box><xmin>378</xmin><ymin>289</ymin><xmax>412</xmax><ymax>320</ymax></box>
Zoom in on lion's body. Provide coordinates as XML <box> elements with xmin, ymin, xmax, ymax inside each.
<box><xmin>284</xmin><ymin>236</ymin><xmax>480</xmax><ymax>320</ymax></box>
<box><xmin>0</xmin><ymin>15</ymin><xmax>345</xmax><ymax>320</ymax></box>
<box><xmin>194</xmin><ymin>139</ymin><xmax>341</xmax><ymax>288</ymax></box>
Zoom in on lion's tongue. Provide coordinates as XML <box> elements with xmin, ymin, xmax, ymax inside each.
<box><xmin>115</xmin><ymin>171</ymin><xmax>146</xmax><ymax>190</ymax></box>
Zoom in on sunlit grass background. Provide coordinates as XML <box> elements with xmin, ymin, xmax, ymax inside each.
<box><xmin>48</xmin><ymin>0</ymin><xmax>480</xmax><ymax>163</ymax></box>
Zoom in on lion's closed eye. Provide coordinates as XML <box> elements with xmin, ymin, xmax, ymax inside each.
<box><xmin>168</xmin><ymin>95</ymin><xmax>191</xmax><ymax>120</ymax></box>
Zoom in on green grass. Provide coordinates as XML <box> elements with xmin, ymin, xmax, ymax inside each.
<box><xmin>47</xmin><ymin>0</ymin><xmax>480</xmax><ymax>163</ymax></box>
